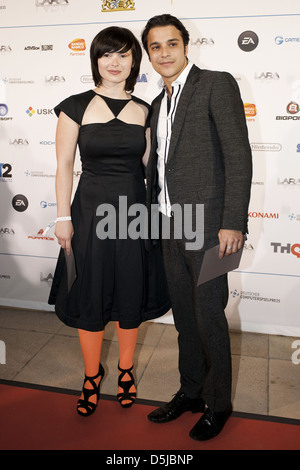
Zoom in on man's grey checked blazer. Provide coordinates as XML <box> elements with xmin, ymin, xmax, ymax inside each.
<box><xmin>146</xmin><ymin>64</ymin><xmax>253</xmax><ymax>251</ymax></box>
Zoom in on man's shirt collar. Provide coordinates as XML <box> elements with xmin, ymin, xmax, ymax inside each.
<box><xmin>158</xmin><ymin>61</ymin><xmax>194</xmax><ymax>90</ymax></box>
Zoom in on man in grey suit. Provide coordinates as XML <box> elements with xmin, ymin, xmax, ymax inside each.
<box><xmin>141</xmin><ymin>14</ymin><xmax>252</xmax><ymax>440</ymax></box>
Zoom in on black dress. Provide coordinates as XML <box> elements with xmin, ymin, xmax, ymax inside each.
<box><xmin>48</xmin><ymin>90</ymin><xmax>171</xmax><ymax>331</ymax></box>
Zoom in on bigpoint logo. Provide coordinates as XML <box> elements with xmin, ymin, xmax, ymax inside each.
<box><xmin>287</xmin><ymin>102</ymin><xmax>299</xmax><ymax>114</ymax></box>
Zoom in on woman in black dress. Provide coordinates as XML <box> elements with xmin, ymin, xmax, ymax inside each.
<box><xmin>49</xmin><ymin>26</ymin><xmax>170</xmax><ymax>416</ymax></box>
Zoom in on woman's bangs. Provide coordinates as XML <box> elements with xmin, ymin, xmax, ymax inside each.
<box><xmin>100</xmin><ymin>34</ymin><xmax>133</xmax><ymax>56</ymax></box>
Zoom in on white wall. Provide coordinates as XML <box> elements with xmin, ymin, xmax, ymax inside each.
<box><xmin>0</xmin><ymin>0</ymin><xmax>300</xmax><ymax>335</ymax></box>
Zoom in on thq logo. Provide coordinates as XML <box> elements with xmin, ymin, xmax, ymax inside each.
<box><xmin>271</xmin><ymin>242</ymin><xmax>300</xmax><ymax>258</ymax></box>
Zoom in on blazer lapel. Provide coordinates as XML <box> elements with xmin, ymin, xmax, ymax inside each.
<box><xmin>150</xmin><ymin>90</ymin><xmax>164</xmax><ymax>148</ymax></box>
<box><xmin>167</xmin><ymin>66</ymin><xmax>199</xmax><ymax>163</ymax></box>
<box><xmin>147</xmin><ymin>90</ymin><xmax>164</xmax><ymax>181</ymax></box>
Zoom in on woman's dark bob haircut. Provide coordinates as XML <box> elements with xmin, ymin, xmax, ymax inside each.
<box><xmin>90</xmin><ymin>26</ymin><xmax>142</xmax><ymax>93</ymax></box>
<box><xmin>141</xmin><ymin>14</ymin><xmax>190</xmax><ymax>56</ymax></box>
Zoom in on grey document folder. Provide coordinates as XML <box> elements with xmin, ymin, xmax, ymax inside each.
<box><xmin>197</xmin><ymin>244</ymin><xmax>243</xmax><ymax>286</ymax></box>
<box><xmin>65</xmin><ymin>248</ymin><xmax>77</xmax><ymax>292</ymax></box>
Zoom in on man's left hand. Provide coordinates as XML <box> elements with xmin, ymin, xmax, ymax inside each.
<box><xmin>218</xmin><ymin>229</ymin><xmax>244</xmax><ymax>259</ymax></box>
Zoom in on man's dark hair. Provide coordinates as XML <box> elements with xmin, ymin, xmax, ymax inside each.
<box><xmin>141</xmin><ymin>14</ymin><xmax>190</xmax><ymax>56</ymax></box>
<box><xmin>90</xmin><ymin>26</ymin><xmax>142</xmax><ymax>92</ymax></box>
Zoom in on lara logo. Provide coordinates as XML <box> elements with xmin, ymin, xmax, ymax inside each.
<box><xmin>101</xmin><ymin>0</ymin><xmax>135</xmax><ymax>12</ymax></box>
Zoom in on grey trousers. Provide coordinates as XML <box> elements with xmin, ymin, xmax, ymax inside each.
<box><xmin>161</xmin><ymin>217</ymin><xmax>232</xmax><ymax>412</ymax></box>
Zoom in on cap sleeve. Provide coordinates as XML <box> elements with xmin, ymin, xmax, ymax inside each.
<box><xmin>54</xmin><ymin>95</ymin><xmax>81</xmax><ymax>124</ymax></box>
<box><xmin>54</xmin><ymin>90</ymin><xmax>95</xmax><ymax>125</ymax></box>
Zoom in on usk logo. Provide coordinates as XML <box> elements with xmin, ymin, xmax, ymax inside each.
<box><xmin>26</xmin><ymin>107</ymin><xmax>35</xmax><ymax>117</ymax></box>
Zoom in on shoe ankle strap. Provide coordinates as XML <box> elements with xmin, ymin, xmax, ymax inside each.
<box><xmin>118</xmin><ymin>363</ymin><xmax>133</xmax><ymax>373</ymax></box>
<box><xmin>85</xmin><ymin>363</ymin><xmax>104</xmax><ymax>380</ymax></box>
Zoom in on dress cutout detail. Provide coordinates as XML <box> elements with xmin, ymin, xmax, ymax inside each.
<box><xmin>97</xmin><ymin>94</ymin><xmax>131</xmax><ymax>118</ymax></box>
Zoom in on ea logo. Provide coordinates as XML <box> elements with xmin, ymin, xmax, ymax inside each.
<box><xmin>238</xmin><ymin>31</ymin><xmax>259</xmax><ymax>52</ymax></box>
<box><xmin>12</xmin><ymin>194</ymin><xmax>29</xmax><ymax>212</ymax></box>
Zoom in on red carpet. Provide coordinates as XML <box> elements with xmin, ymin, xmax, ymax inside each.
<box><xmin>0</xmin><ymin>382</ymin><xmax>299</xmax><ymax>451</ymax></box>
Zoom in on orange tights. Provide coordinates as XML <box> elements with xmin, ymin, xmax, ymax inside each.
<box><xmin>78</xmin><ymin>322</ymin><xmax>138</xmax><ymax>375</ymax></box>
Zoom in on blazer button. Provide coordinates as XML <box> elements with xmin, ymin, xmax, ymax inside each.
<box><xmin>167</xmin><ymin>168</ymin><xmax>174</xmax><ymax>172</ymax></box>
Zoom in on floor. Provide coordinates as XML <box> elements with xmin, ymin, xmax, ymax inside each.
<box><xmin>0</xmin><ymin>306</ymin><xmax>299</xmax><ymax>421</ymax></box>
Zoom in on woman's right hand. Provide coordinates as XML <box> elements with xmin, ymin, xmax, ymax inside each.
<box><xmin>54</xmin><ymin>220</ymin><xmax>74</xmax><ymax>255</ymax></box>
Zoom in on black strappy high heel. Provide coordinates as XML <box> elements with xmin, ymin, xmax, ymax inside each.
<box><xmin>117</xmin><ymin>363</ymin><xmax>136</xmax><ymax>408</ymax></box>
<box><xmin>77</xmin><ymin>364</ymin><xmax>105</xmax><ymax>417</ymax></box>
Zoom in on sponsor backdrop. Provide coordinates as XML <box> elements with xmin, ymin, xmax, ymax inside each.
<box><xmin>0</xmin><ymin>0</ymin><xmax>300</xmax><ymax>336</ymax></box>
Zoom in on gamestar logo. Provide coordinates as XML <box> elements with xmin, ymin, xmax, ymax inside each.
<box><xmin>238</xmin><ymin>31</ymin><xmax>259</xmax><ymax>52</ymax></box>
<box><xmin>101</xmin><ymin>0</ymin><xmax>135</xmax><ymax>12</ymax></box>
<box><xmin>40</xmin><ymin>200</ymin><xmax>57</xmax><ymax>208</ymax></box>
<box><xmin>275</xmin><ymin>36</ymin><xmax>300</xmax><ymax>45</ymax></box>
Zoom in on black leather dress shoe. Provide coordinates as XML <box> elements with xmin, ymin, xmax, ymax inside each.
<box><xmin>189</xmin><ymin>404</ymin><xmax>233</xmax><ymax>441</ymax></box>
<box><xmin>148</xmin><ymin>392</ymin><xmax>206</xmax><ymax>423</ymax></box>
